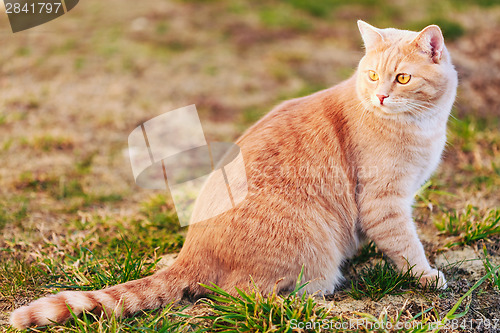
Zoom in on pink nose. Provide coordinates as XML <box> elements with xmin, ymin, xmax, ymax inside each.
<box><xmin>376</xmin><ymin>94</ymin><xmax>389</xmax><ymax>105</ymax></box>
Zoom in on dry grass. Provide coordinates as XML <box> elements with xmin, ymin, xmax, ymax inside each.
<box><xmin>1</xmin><ymin>0</ymin><xmax>499</xmax><ymax>331</ymax></box>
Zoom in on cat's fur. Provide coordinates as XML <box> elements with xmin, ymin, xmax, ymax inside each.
<box><xmin>10</xmin><ymin>21</ymin><xmax>457</xmax><ymax>329</ymax></box>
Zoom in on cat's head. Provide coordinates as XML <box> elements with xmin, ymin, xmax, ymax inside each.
<box><xmin>356</xmin><ymin>20</ymin><xmax>457</xmax><ymax>119</ymax></box>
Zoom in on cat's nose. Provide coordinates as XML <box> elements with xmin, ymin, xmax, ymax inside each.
<box><xmin>376</xmin><ymin>94</ymin><xmax>389</xmax><ymax>105</ymax></box>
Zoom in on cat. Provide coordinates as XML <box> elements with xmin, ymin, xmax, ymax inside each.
<box><xmin>10</xmin><ymin>20</ymin><xmax>457</xmax><ymax>329</ymax></box>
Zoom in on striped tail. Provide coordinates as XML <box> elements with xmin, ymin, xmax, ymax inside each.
<box><xmin>10</xmin><ymin>266</ymin><xmax>189</xmax><ymax>329</ymax></box>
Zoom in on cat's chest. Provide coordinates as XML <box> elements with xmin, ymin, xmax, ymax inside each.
<box><xmin>357</xmin><ymin>124</ymin><xmax>446</xmax><ymax>193</ymax></box>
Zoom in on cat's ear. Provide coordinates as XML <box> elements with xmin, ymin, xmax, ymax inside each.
<box><xmin>357</xmin><ymin>20</ymin><xmax>384</xmax><ymax>50</ymax></box>
<box><xmin>411</xmin><ymin>25</ymin><xmax>444</xmax><ymax>63</ymax></box>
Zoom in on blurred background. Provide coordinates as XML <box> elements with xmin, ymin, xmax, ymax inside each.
<box><xmin>0</xmin><ymin>0</ymin><xmax>499</xmax><ymax>326</ymax></box>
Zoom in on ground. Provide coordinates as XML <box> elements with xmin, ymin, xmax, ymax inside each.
<box><xmin>0</xmin><ymin>0</ymin><xmax>499</xmax><ymax>332</ymax></box>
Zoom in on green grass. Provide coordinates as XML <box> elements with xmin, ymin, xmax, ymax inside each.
<box><xmin>239</xmin><ymin>106</ymin><xmax>268</xmax><ymax>127</ymax></box>
<box><xmin>408</xmin><ymin>18</ymin><xmax>465</xmax><ymax>41</ymax></box>
<box><xmin>348</xmin><ymin>259</ymin><xmax>423</xmax><ymax>301</ymax></box>
<box><xmin>465</xmin><ymin>0</ymin><xmax>500</xmax><ymax>7</ymax></box>
<box><xmin>188</xmin><ymin>265</ymin><xmax>500</xmax><ymax>332</ymax></box>
<box><xmin>75</xmin><ymin>153</ymin><xmax>96</xmax><ymax>174</ymax></box>
<box><xmin>482</xmin><ymin>245</ymin><xmax>500</xmax><ymax>290</ymax></box>
<box><xmin>282</xmin><ymin>0</ymin><xmax>379</xmax><ymax>18</ymax></box>
<box><xmin>45</xmin><ymin>242</ymin><xmax>160</xmax><ymax>291</ymax></box>
<box><xmin>348</xmin><ymin>241</ymin><xmax>381</xmax><ymax>266</ymax></box>
<box><xmin>259</xmin><ymin>6</ymin><xmax>312</xmax><ymax>32</ymax></box>
<box><xmin>445</xmin><ymin>116</ymin><xmax>500</xmax><ymax>190</ymax></box>
<box><xmin>14</xmin><ymin>168</ymin><xmax>124</xmax><ymax>214</ymax></box>
<box><xmin>16</xmin><ymin>171</ymin><xmax>59</xmax><ymax>192</ymax></box>
<box><xmin>414</xmin><ymin>180</ymin><xmax>456</xmax><ymax>210</ymax></box>
<box><xmin>282</xmin><ymin>0</ymin><xmax>339</xmax><ymax>18</ymax></box>
<box><xmin>448</xmin><ymin>116</ymin><xmax>499</xmax><ymax>154</ymax></box>
<box><xmin>58</xmin><ymin>178</ymin><xmax>86</xmax><ymax>199</ymax></box>
<box><xmin>70</xmin><ymin>213</ymin><xmax>184</xmax><ymax>258</ymax></box>
<box><xmin>24</xmin><ymin>134</ymin><xmax>75</xmax><ymax>152</ymax></box>
<box><xmin>0</xmin><ymin>256</ymin><xmax>51</xmax><ymax>303</ymax></box>
<box><xmin>4</xmin><ymin>265</ymin><xmax>500</xmax><ymax>333</ymax></box>
<box><xmin>63</xmin><ymin>302</ymin><xmax>198</xmax><ymax>333</ymax></box>
<box><xmin>435</xmin><ymin>206</ymin><xmax>500</xmax><ymax>247</ymax></box>
<box><xmin>0</xmin><ymin>114</ymin><xmax>6</xmax><ymax>126</ymax></box>
<box><xmin>0</xmin><ymin>197</ymin><xmax>28</xmax><ymax>230</ymax></box>
<box><xmin>200</xmin><ymin>268</ymin><xmax>332</xmax><ymax>332</ymax></box>
<box><xmin>0</xmin><ymin>239</ymin><xmax>160</xmax><ymax>302</ymax></box>
<box><xmin>140</xmin><ymin>194</ymin><xmax>181</xmax><ymax>233</ymax></box>
<box><xmin>5</xmin><ymin>301</ymin><xmax>198</xmax><ymax>333</ymax></box>
<box><xmin>439</xmin><ymin>263</ymin><xmax>500</xmax><ymax>329</ymax></box>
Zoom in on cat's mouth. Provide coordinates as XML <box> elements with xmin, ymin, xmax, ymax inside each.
<box><xmin>371</xmin><ymin>105</ymin><xmax>413</xmax><ymax>120</ymax></box>
<box><xmin>378</xmin><ymin>106</ymin><xmax>400</xmax><ymax>115</ymax></box>
<box><xmin>371</xmin><ymin>103</ymin><xmax>400</xmax><ymax>115</ymax></box>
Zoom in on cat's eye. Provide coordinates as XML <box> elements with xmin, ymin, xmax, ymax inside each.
<box><xmin>368</xmin><ymin>70</ymin><xmax>379</xmax><ymax>81</ymax></box>
<box><xmin>396</xmin><ymin>73</ymin><xmax>411</xmax><ymax>84</ymax></box>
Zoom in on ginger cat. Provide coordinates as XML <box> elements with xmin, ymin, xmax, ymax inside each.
<box><xmin>10</xmin><ymin>20</ymin><xmax>457</xmax><ymax>329</ymax></box>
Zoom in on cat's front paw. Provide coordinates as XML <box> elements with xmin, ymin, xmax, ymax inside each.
<box><xmin>419</xmin><ymin>269</ymin><xmax>447</xmax><ymax>289</ymax></box>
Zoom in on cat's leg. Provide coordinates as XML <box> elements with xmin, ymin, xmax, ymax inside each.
<box><xmin>304</xmin><ymin>272</ymin><xmax>343</xmax><ymax>296</ymax></box>
<box><xmin>359</xmin><ymin>195</ymin><xmax>446</xmax><ymax>288</ymax></box>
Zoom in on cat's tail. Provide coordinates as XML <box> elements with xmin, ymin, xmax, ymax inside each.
<box><xmin>10</xmin><ymin>263</ymin><xmax>192</xmax><ymax>329</ymax></box>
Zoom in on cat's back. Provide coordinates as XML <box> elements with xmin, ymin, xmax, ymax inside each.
<box><xmin>240</xmin><ymin>77</ymin><xmax>357</xmax><ymax>137</ymax></box>
<box><xmin>236</xmin><ymin>77</ymin><xmax>359</xmax><ymax>163</ymax></box>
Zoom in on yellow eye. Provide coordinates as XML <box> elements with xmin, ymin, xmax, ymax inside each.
<box><xmin>396</xmin><ymin>73</ymin><xmax>411</xmax><ymax>84</ymax></box>
<box><xmin>368</xmin><ymin>70</ymin><xmax>379</xmax><ymax>81</ymax></box>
